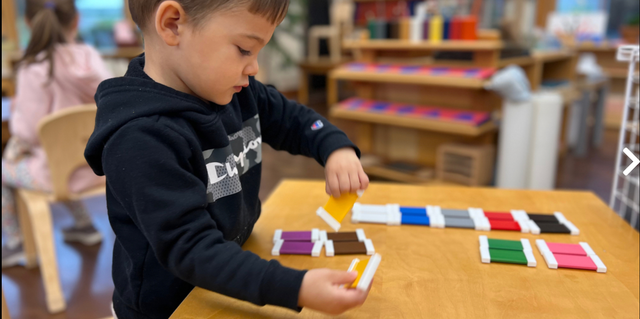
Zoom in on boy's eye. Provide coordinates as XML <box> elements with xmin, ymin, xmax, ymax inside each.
<box><xmin>237</xmin><ymin>46</ymin><xmax>252</xmax><ymax>56</ymax></box>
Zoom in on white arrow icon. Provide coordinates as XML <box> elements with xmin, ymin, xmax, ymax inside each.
<box><xmin>623</xmin><ymin>148</ymin><xmax>640</xmax><ymax>176</ymax></box>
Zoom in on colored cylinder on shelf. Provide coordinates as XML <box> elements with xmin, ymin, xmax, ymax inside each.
<box><xmin>449</xmin><ymin>17</ymin><xmax>461</xmax><ymax>40</ymax></box>
<box><xmin>368</xmin><ymin>19</ymin><xmax>387</xmax><ymax>39</ymax></box>
<box><xmin>422</xmin><ymin>19</ymin><xmax>430</xmax><ymax>40</ymax></box>
<box><xmin>442</xmin><ymin>18</ymin><xmax>451</xmax><ymax>40</ymax></box>
<box><xmin>378</xmin><ymin>20</ymin><xmax>388</xmax><ymax>39</ymax></box>
<box><xmin>368</xmin><ymin>20</ymin><xmax>377</xmax><ymax>39</ymax></box>
<box><xmin>399</xmin><ymin>17</ymin><xmax>411</xmax><ymax>40</ymax></box>
<box><xmin>429</xmin><ymin>15</ymin><xmax>443</xmax><ymax>43</ymax></box>
<box><xmin>410</xmin><ymin>17</ymin><xmax>424</xmax><ymax>42</ymax></box>
<box><xmin>387</xmin><ymin>20</ymin><xmax>397</xmax><ymax>39</ymax></box>
<box><xmin>460</xmin><ymin>16</ymin><xmax>477</xmax><ymax>40</ymax></box>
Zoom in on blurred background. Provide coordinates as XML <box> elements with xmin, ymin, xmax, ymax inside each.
<box><xmin>1</xmin><ymin>0</ymin><xmax>639</xmax><ymax>318</ymax></box>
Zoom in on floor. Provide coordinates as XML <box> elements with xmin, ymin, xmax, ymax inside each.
<box><xmin>0</xmin><ymin>91</ymin><xmax>625</xmax><ymax>318</ymax></box>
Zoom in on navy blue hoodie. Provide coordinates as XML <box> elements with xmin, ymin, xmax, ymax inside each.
<box><xmin>84</xmin><ymin>55</ymin><xmax>359</xmax><ymax>318</ymax></box>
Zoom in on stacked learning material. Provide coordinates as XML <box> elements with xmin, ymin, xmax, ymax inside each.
<box><xmin>536</xmin><ymin>240</ymin><xmax>607</xmax><ymax>273</ymax></box>
<box><xmin>346</xmin><ymin>254</ymin><xmax>382</xmax><ymax>291</ymax></box>
<box><xmin>272</xmin><ymin>229</ymin><xmax>375</xmax><ymax>257</ymax></box>
<box><xmin>342</xmin><ymin>63</ymin><xmax>495</xmax><ymax>79</ymax></box>
<box><xmin>271</xmin><ymin>229</ymin><xmax>323</xmax><ymax>257</ymax></box>
<box><xmin>337</xmin><ymin>97</ymin><xmax>492</xmax><ymax>127</ymax></box>
<box><xmin>352</xmin><ymin>204</ymin><xmax>580</xmax><ymax>235</ymax></box>
<box><xmin>323</xmin><ymin>229</ymin><xmax>375</xmax><ymax>257</ymax></box>
<box><xmin>479</xmin><ymin>235</ymin><xmax>536</xmax><ymax>267</ymax></box>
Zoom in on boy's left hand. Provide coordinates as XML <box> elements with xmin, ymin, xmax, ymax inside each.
<box><xmin>324</xmin><ymin>147</ymin><xmax>369</xmax><ymax>198</ymax></box>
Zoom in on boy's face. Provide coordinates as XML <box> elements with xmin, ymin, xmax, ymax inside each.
<box><xmin>177</xmin><ymin>8</ymin><xmax>277</xmax><ymax>105</ymax></box>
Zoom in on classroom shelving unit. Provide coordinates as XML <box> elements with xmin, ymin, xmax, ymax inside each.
<box><xmin>327</xmin><ymin>38</ymin><xmax>578</xmax><ymax>183</ymax></box>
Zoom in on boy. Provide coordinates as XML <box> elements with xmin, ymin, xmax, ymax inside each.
<box><xmin>84</xmin><ymin>0</ymin><xmax>371</xmax><ymax>318</ymax></box>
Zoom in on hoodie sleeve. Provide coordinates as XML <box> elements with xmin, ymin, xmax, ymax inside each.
<box><xmin>250</xmin><ymin>78</ymin><xmax>360</xmax><ymax>166</ymax></box>
<box><xmin>101</xmin><ymin>118</ymin><xmax>306</xmax><ymax>311</ymax></box>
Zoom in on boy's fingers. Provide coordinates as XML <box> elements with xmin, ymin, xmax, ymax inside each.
<box><xmin>330</xmin><ymin>270</ymin><xmax>358</xmax><ymax>285</ymax></box>
<box><xmin>349</xmin><ymin>172</ymin><xmax>360</xmax><ymax>193</ymax></box>
<box><xmin>358</xmin><ymin>169</ymin><xmax>369</xmax><ymax>190</ymax></box>
<box><xmin>339</xmin><ymin>174</ymin><xmax>351</xmax><ymax>195</ymax></box>
<box><xmin>328</xmin><ymin>174</ymin><xmax>340</xmax><ymax>198</ymax></box>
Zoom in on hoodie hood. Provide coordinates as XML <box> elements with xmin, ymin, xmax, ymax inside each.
<box><xmin>85</xmin><ymin>55</ymin><xmax>219</xmax><ymax>175</ymax></box>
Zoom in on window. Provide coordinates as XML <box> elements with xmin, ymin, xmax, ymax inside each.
<box><xmin>17</xmin><ymin>0</ymin><xmax>125</xmax><ymax>49</ymax></box>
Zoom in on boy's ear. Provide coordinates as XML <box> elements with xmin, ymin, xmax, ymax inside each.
<box><xmin>154</xmin><ymin>1</ymin><xmax>188</xmax><ymax>46</ymax></box>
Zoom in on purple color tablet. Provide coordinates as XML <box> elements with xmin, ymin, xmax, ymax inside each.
<box><xmin>280</xmin><ymin>241</ymin><xmax>315</xmax><ymax>255</ymax></box>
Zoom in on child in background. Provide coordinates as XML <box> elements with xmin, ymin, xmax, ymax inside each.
<box><xmin>84</xmin><ymin>0</ymin><xmax>371</xmax><ymax>317</ymax></box>
<box><xmin>2</xmin><ymin>0</ymin><xmax>111</xmax><ymax>267</ymax></box>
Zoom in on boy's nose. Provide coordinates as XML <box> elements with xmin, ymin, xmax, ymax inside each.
<box><xmin>244</xmin><ymin>59</ymin><xmax>259</xmax><ymax>77</ymax></box>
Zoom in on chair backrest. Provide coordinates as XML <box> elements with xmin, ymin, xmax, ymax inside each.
<box><xmin>330</xmin><ymin>0</ymin><xmax>354</xmax><ymax>28</ymax></box>
<box><xmin>37</xmin><ymin>104</ymin><xmax>97</xmax><ymax>201</ymax></box>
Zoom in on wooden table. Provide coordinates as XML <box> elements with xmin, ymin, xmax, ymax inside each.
<box><xmin>171</xmin><ymin>180</ymin><xmax>639</xmax><ymax>318</ymax></box>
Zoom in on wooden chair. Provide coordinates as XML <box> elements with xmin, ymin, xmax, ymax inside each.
<box><xmin>307</xmin><ymin>0</ymin><xmax>354</xmax><ymax>63</ymax></box>
<box><xmin>16</xmin><ymin>104</ymin><xmax>105</xmax><ymax>313</ymax></box>
<box><xmin>2</xmin><ymin>288</ymin><xmax>9</xmax><ymax>319</ymax></box>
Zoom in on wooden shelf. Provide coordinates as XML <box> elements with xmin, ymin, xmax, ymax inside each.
<box><xmin>330</xmin><ymin>104</ymin><xmax>496</xmax><ymax>136</ymax></box>
<box><xmin>330</xmin><ymin>68</ymin><xmax>488</xmax><ymax>88</ymax></box>
<box><xmin>363</xmin><ymin>165</ymin><xmax>434</xmax><ymax>184</ymax></box>
<box><xmin>343</xmin><ymin>39</ymin><xmax>504</xmax><ymax>51</ymax></box>
<box><xmin>602</xmin><ymin>67</ymin><xmax>636</xmax><ymax>79</ymax></box>
<box><xmin>498</xmin><ymin>56</ymin><xmax>535</xmax><ymax>67</ymax></box>
<box><xmin>532</xmin><ymin>50</ymin><xmax>575</xmax><ymax>63</ymax></box>
<box><xmin>575</xmin><ymin>42</ymin><xmax>620</xmax><ymax>52</ymax></box>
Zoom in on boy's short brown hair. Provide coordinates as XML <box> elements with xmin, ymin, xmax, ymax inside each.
<box><xmin>129</xmin><ymin>0</ymin><xmax>289</xmax><ymax>31</ymax></box>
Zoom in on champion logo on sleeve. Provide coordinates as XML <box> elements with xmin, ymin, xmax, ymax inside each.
<box><xmin>311</xmin><ymin>120</ymin><xmax>324</xmax><ymax>130</ymax></box>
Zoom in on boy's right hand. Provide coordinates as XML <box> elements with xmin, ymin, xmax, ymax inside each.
<box><xmin>298</xmin><ymin>268</ymin><xmax>371</xmax><ymax>315</ymax></box>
